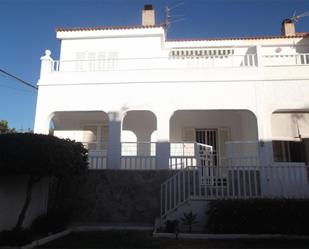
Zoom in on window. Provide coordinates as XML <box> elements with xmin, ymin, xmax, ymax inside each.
<box><xmin>272</xmin><ymin>140</ymin><xmax>305</xmax><ymax>163</ymax></box>
<box><xmin>170</xmin><ymin>48</ymin><xmax>234</xmax><ymax>59</ymax></box>
<box><xmin>75</xmin><ymin>51</ymin><xmax>118</xmax><ymax>72</ymax></box>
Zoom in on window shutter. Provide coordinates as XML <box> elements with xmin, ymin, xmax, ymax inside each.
<box><xmin>88</xmin><ymin>52</ymin><xmax>96</xmax><ymax>71</ymax></box>
<box><xmin>97</xmin><ymin>52</ymin><xmax>106</xmax><ymax>71</ymax></box>
<box><xmin>182</xmin><ymin>127</ymin><xmax>195</xmax><ymax>142</ymax></box>
<box><xmin>100</xmin><ymin>125</ymin><xmax>109</xmax><ymax>142</ymax></box>
<box><xmin>107</xmin><ymin>51</ymin><xmax>118</xmax><ymax>70</ymax></box>
<box><xmin>75</xmin><ymin>51</ymin><xmax>86</xmax><ymax>71</ymax></box>
<box><xmin>83</xmin><ymin>125</ymin><xmax>97</xmax><ymax>142</ymax></box>
<box><xmin>218</xmin><ymin>127</ymin><xmax>230</xmax><ymax>165</ymax></box>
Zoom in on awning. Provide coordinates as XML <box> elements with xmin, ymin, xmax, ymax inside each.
<box><xmin>272</xmin><ymin>113</ymin><xmax>309</xmax><ymax>141</ymax></box>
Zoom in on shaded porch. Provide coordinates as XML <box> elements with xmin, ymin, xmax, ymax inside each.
<box><xmin>50</xmin><ymin>111</ymin><xmax>109</xmax><ymax>169</ymax></box>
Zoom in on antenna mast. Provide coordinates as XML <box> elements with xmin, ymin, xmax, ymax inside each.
<box><xmin>289</xmin><ymin>11</ymin><xmax>309</xmax><ymax>23</ymax></box>
<box><xmin>164</xmin><ymin>2</ymin><xmax>185</xmax><ymax>31</ymax></box>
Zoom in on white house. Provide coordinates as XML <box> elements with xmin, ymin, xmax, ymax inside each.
<box><xmin>34</xmin><ymin>5</ymin><xmax>309</xmax><ymax>225</ymax></box>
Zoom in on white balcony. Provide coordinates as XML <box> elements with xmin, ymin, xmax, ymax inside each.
<box><xmin>39</xmin><ymin>51</ymin><xmax>309</xmax><ymax>86</ymax></box>
<box><xmin>46</xmin><ymin>53</ymin><xmax>309</xmax><ymax>74</ymax></box>
<box><xmin>263</xmin><ymin>53</ymin><xmax>309</xmax><ymax>67</ymax></box>
<box><xmin>84</xmin><ymin>142</ymin><xmax>214</xmax><ymax>170</ymax></box>
<box><xmin>51</xmin><ymin>54</ymin><xmax>258</xmax><ymax>73</ymax></box>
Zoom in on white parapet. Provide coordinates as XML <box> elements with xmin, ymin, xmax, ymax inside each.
<box><xmin>40</xmin><ymin>49</ymin><xmax>53</xmax><ymax>79</ymax></box>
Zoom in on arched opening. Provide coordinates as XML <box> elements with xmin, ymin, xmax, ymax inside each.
<box><xmin>121</xmin><ymin>110</ymin><xmax>157</xmax><ymax>169</ymax></box>
<box><xmin>50</xmin><ymin>111</ymin><xmax>109</xmax><ymax>169</ymax></box>
<box><xmin>122</xmin><ymin>110</ymin><xmax>157</xmax><ymax>156</ymax></box>
<box><xmin>272</xmin><ymin>110</ymin><xmax>309</xmax><ymax>164</ymax></box>
<box><xmin>169</xmin><ymin>110</ymin><xmax>259</xmax><ymax>166</ymax></box>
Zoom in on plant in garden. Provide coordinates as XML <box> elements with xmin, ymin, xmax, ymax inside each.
<box><xmin>0</xmin><ymin>120</ymin><xmax>16</xmax><ymax>134</ymax></box>
<box><xmin>181</xmin><ymin>211</ymin><xmax>197</xmax><ymax>233</ymax></box>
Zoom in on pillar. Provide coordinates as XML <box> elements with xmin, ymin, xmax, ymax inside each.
<box><xmin>156</xmin><ymin>112</ymin><xmax>172</xmax><ymax>169</ymax></box>
<box><xmin>256</xmin><ymin>112</ymin><xmax>273</xmax><ymax>166</ymax></box>
<box><xmin>107</xmin><ymin>112</ymin><xmax>122</xmax><ymax>169</ymax></box>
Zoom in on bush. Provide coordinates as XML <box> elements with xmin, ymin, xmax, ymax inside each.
<box><xmin>0</xmin><ymin>133</ymin><xmax>88</xmax><ymax>230</ymax></box>
<box><xmin>0</xmin><ymin>228</ymin><xmax>34</xmax><ymax>246</ymax></box>
<box><xmin>31</xmin><ymin>211</ymin><xmax>70</xmax><ymax>236</ymax></box>
<box><xmin>206</xmin><ymin>199</ymin><xmax>309</xmax><ymax>235</ymax></box>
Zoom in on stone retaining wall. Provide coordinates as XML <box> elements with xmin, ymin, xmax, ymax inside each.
<box><xmin>71</xmin><ymin>170</ymin><xmax>175</xmax><ymax>224</ymax></box>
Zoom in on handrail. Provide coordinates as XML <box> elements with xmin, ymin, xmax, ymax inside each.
<box><xmin>50</xmin><ymin>54</ymin><xmax>258</xmax><ymax>72</ymax></box>
<box><xmin>160</xmin><ymin>164</ymin><xmax>309</xmax><ymax>221</ymax></box>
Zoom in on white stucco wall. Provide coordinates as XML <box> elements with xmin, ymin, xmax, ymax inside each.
<box><xmin>169</xmin><ymin>110</ymin><xmax>258</xmax><ymax>142</ymax></box>
<box><xmin>34</xmin><ymin>26</ymin><xmax>309</xmax><ymax>166</ymax></box>
<box><xmin>122</xmin><ymin>110</ymin><xmax>157</xmax><ymax>142</ymax></box>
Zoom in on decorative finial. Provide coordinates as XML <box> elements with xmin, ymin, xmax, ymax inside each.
<box><xmin>45</xmin><ymin>50</ymin><xmax>51</xmax><ymax>56</ymax></box>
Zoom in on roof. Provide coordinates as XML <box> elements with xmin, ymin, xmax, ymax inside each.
<box><xmin>56</xmin><ymin>25</ymin><xmax>164</xmax><ymax>32</ymax></box>
<box><xmin>56</xmin><ymin>24</ymin><xmax>309</xmax><ymax>41</ymax></box>
<box><xmin>167</xmin><ymin>33</ymin><xmax>309</xmax><ymax>42</ymax></box>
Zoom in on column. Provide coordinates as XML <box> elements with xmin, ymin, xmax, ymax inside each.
<box><xmin>107</xmin><ymin>112</ymin><xmax>122</xmax><ymax>169</ymax></box>
<box><xmin>256</xmin><ymin>44</ymin><xmax>263</xmax><ymax>68</ymax></box>
<box><xmin>256</xmin><ymin>111</ymin><xmax>274</xmax><ymax>166</ymax></box>
<box><xmin>254</xmin><ymin>82</ymin><xmax>273</xmax><ymax>166</ymax></box>
<box><xmin>156</xmin><ymin>112</ymin><xmax>172</xmax><ymax>169</ymax></box>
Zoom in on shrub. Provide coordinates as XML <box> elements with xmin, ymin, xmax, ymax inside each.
<box><xmin>0</xmin><ymin>133</ymin><xmax>88</xmax><ymax>230</ymax></box>
<box><xmin>206</xmin><ymin>199</ymin><xmax>309</xmax><ymax>235</ymax></box>
<box><xmin>181</xmin><ymin>211</ymin><xmax>198</xmax><ymax>233</ymax></box>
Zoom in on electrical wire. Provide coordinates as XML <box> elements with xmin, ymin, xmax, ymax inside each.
<box><xmin>0</xmin><ymin>84</ymin><xmax>35</xmax><ymax>93</ymax></box>
<box><xmin>0</xmin><ymin>68</ymin><xmax>37</xmax><ymax>90</ymax></box>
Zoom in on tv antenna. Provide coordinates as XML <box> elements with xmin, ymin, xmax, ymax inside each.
<box><xmin>164</xmin><ymin>2</ymin><xmax>185</xmax><ymax>31</ymax></box>
<box><xmin>289</xmin><ymin>10</ymin><xmax>309</xmax><ymax>23</ymax></box>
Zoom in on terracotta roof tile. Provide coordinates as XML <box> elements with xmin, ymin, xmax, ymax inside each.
<box><xmin>167</xmin><ymin>33</ymin><xmax>309</xmax><ymax>42</ymax></box>
<box><xmin>56</xmin><ymin>24</ymin><xmax>309</xmax><ymax>41</ymax></box>
<box><xmin>56</xmin><ymin>25</ymin><xmax>164</xmax><ymax>32</ymax></box>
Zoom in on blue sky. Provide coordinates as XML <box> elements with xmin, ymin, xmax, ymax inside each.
<box><xmin>1</xmin><ymin>0</ymin><xmax>309</xmax><ymax>131</ymax></box>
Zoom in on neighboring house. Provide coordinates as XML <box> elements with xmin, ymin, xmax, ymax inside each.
<box><xmin>34</xmin><ymin>5</ymin><xmax>309</xmax><ymax>226</ymax></box>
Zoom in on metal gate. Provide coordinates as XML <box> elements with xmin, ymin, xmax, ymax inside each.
<box><xmin>196</xmin><ymin>129</ymin><xmax>218</xmax><ymax>166</ymax></box>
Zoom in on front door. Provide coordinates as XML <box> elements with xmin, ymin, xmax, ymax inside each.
<box><xmin>195</xmin><ymin>129</ymin><xmax>218</xmax><ymax>166</ymax></box>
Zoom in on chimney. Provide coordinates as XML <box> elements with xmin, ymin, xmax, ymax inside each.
<box><xmin>142</xmin><ymin>4</ymin><xmax>155</xmax><ymax>26</ymax></box>
<box><xmin>281</xmin><ymin>19</ymin><xmax>296</xmax><ymax>36</ymax></box>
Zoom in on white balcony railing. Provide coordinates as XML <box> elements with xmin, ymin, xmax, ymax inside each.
<box><xmin>121</xmin><ymin>142</ymin><xmax>156</xmax><ymax>156</ymax></box>
<box><xmin>121</xmin><ymin>142</ymin><xmax>156</xmax><ymax>169</ymax></box>
<box><xmin>49</xmin><ymin>53</ymin><xmax>309</xmax><ymax>73</ymax></box>
<box><xmin>169</xmin><ymin>142</ymin><xmax>202</xmax><ymax>169</ymax></box>
<box><xmin>86</xmin><ymin>141</ymin><xmax>258</xmax><ymax>170</ymax></box>
<box><xmin>263</xmin><ymin>53</ymin><xmax>309</xmax><ymax>66</ymax></box>
<box><xmin>120</xmin><ymin>142</ymin><xmax>209</xmax><ymax>170</ymax></box>
<box><xmin>121</xmin><ymin>156</ymin><xmax>156</xmax><ymax>170</ymax></box>
<box><xmin>83</xmin><ymin>142</ymin><xmax>107</xmax><ymax>170</ymax></box>
<box><xmin>50</xmin><ymin>54</ymin><xmax>257</xmax><ymax>73</ymax></box>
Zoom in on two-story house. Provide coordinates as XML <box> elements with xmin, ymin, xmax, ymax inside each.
<box><xmin>34</xmin><ymin>5</ymin><xmax>309</xmax><ymax>225</ymax></box>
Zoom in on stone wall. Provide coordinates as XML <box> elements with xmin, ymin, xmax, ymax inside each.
<box><xmin>71</xmin><ymin>170</ymin><xmax>175</xmax><ymax>225</ymax></box>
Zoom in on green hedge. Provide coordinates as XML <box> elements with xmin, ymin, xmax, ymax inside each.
<box><xmin>206</xmin><ymin>199</ymin><xmax>309</xmax><ymax>235</ymax></box>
